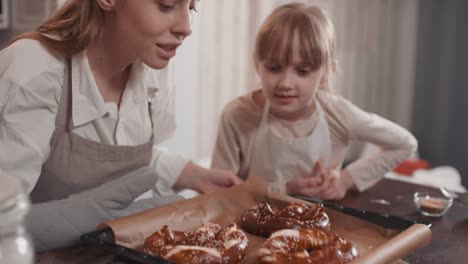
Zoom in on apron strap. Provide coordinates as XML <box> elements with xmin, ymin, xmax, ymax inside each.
<box><xmin>262</xmin><ymin>96</ymin><xmax>325</xmax><ymax>124</ymax></box>
<box><xmin>260</xmin><ymin>100</ymin><xmax>271</xmax><ymax>125</ymax></box>
<box><xmin>55</xmin><ymin>58</ymin><xmax>72</xmax><ymax>130</ymax></box>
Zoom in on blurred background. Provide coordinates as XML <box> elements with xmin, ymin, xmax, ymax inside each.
<box><xmin>1</xmin><ymin>0</ymin><xmax>467</xmax><ymax>187</ymax></box>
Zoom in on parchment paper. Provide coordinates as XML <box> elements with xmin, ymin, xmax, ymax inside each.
<box><xmin>100</xmin><ymin>176</ymin><xmax>431</xmax><ymax>264</ymax></box>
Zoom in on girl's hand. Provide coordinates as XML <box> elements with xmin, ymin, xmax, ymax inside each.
<box><xmin>286</xmin><ymin>160</ymin><xmax>327</xmax><ymax>196</ymax></box>
<box><xmin>285</xmin><ymin>160</ymin><xmax>354</xmax><ymax>200</ymax></box>
<box><xmin>286</xmin><ymin>175</ymin><xmax>327</xmax><ymax>197</ymax></box>
<box><xmin>317</xmin><ymin>169</ymin><xmax>354</xmax><ymax>200</ymax></box>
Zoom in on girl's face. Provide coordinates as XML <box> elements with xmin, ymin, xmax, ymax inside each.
<box><xmin>256</xmin><ymin>31</ymin><xmax>326</xmax><ymax>121</ymax></box>
<box><xmin>112</xmin><ymin>0</ymin><xmax>197</xmax><ymax>69</ymax></box>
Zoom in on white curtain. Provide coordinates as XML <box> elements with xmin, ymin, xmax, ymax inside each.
<box><xmin>194</xmin><ymin>0</ymin><xmax>420</xmax><ymax>162</ymax></box>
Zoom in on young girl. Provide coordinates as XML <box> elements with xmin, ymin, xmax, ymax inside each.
<box><xmin>211</xmin><ymin>3</ymin><xmax>417</xmax><ymax>200</ymax></box>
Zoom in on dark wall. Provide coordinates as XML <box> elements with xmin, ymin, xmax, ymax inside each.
<box><xmin>0</xmin><ymin>29</ymin><xmax>14</xmax><ymax>46</ymax></box>
<box><xmin>0</xmin><ymin>0</ymin><xmax>13</xmax><ymax>47</ymax></box>
<box><xmin>412</xmin><ymin>0</ymin><xmax>468</xmax><ymax>186</ymax></box>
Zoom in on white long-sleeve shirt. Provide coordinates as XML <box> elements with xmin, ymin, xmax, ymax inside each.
<box><xmin>212</xmin><ymin>90</ymin><xmax>418</xmax><ymax>191</ymax></box>
<box><xmin>0</xmin><ymin>39</ymin><xmax>188</xmax><ymax>194</ymax></box>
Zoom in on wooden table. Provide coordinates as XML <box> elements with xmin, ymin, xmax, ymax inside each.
<box><xmin>36</xmin><ymin>178</ymin><xmax>468</xmax><ymax>264</ymax></box>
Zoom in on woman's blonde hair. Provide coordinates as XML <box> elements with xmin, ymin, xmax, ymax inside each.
<box><xmin>5</xmin><ymin>0</ymin><xmax>104</xmax><ymax>57</ymax></box>
<box><xmin>254</xmin><ymin>3</ymin><xmax>336</xmax><ymax>91</ymax></box>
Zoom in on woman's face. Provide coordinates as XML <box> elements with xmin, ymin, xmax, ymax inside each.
<box><xmin>111</xmin><ymin>0</ymin><xmax>197</xmax><ymax>69</ymax></box>
<box><xmin>256</xmin><ymin>31</ymin><xmax>326</xmax><ymax>121</ymax></box>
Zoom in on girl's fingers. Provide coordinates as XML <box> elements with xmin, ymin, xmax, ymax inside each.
<box><xmin>303</xmin><ymin>176</ymin><xmax>322</xmax><ymax>187</ymax></box>
<box><xmin>317</xmin><ymin>159</ymin><xmax>326</xmax><ymax>175</ymax></box>
<box><xmin>302</xmin><ymin>182</ymin><xmax>330</xmax><ymax>197</ymax></box>
<box><xmin>321</xmin><ymin>189</ymin><xmax>336</xmax><ymax>200</ymax></box>
<box><xmin>310</xmin><ymin>161</ymin><xmax>321</xmax><ymax>177</ymax></box>
<box><xmin>317</xmin><ymin>176</ymin><xmax>338</xmax><ymax>199</ymax></box>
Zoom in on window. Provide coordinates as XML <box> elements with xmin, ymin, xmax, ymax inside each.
<box><xmin>0</xmin><ymin>0</ymin><xmax>9</xmax><ymax>29</ymax></box>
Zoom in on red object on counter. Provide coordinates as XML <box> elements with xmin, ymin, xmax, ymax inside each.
<box><xmin>394</xmin><ymin>159</ymin><xmax>431</xmax><ymax>176</ymax></box>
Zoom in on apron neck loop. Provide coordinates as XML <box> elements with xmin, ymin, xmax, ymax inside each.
<box><xmin>262</xmin><ymin>96</ymin><xmax>324</xmax><ymax>124</ymax></box>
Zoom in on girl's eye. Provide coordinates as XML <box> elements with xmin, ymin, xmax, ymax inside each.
<box><xmin>297</xmin><ymin>68</ymin><xmax>311</xmax><ymax>76</ymax></box>
<box><xmin>265</xmin><ymin>64</ymin><xmax>281</xmax><ymax>72</ymax></box>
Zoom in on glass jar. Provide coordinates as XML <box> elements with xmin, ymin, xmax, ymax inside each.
<box><xmin>0</xmin><ymin>171</ymin><xmax>34</xmax><ymax>264</ymax></box>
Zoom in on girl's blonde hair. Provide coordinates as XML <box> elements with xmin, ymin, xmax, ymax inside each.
<box><xmin>5</xmin><ymin>0</ymin><xmax>104</xmax><ymax>57</ymax></box>
<box><xmin>254</xmin><ymin>3</ymin><xmax>336</xmax><ymax>91</ymax></box>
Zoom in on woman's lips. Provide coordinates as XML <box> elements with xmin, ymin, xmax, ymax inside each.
<box><xmin>156</xmin><ymin>44</ymin><xmax>178</xmax><ymax>60</ymax></box>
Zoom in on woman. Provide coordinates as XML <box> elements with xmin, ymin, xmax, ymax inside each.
<box><xmin>0</xmin><ymin>0</ymin><xmax>241</xmax><ymax>250</ymax></box>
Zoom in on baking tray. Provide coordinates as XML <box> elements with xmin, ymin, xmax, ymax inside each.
<box><xmin>80</xmin><ymin>199</ymin><xmax>429</xmax><ymax>264</ymax></box>
<box><xmin>294</xmin><ymin>195</ymin><xmax>431</xmax><ymax>230</ymax></box>
<box><xmin>80</xmin><ymin>227</ymin><xmax>172</xmax><ymax>264</ymax></box>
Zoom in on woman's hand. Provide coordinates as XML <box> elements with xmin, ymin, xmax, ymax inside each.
<box><xmin>175</xmin><ymin>162</ymin><xmax>243</xmax><ymax>194</ymax></box>
<box><xmin>196</xmin><ymin>168</ymin><xmax>244</xmax><ymax>193</ymax></box>
<box><xmin>27</xmin><ymin>167</ymin><xmax>183</xmax><ymax>251</ymax></box>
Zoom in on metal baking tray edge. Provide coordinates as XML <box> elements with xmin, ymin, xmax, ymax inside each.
<box><xmin>80</xmin><ymin>227</ymin><xmax>173</xmax><ymax>264</ymax></box>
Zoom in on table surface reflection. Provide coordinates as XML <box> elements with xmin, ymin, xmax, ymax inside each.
<box><xmin>336</xmin><ymin>178</ymin><xmax>468</xmax><ymax>264</ymax></box>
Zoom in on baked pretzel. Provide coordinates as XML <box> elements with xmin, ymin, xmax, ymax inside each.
<box><xmin>258</xmin><ymin>229</ymin><xmax>358</xmax><ymax>264</ymax></box>
<box><xmin>241</xmin><ymin>202</ymin><xmax>330</xmax><ymax>237</ymax></box>
<box><xmin>144</xmin><ymin>222</ymin><xmax>248</xmax><ymax>264</ymax></box>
